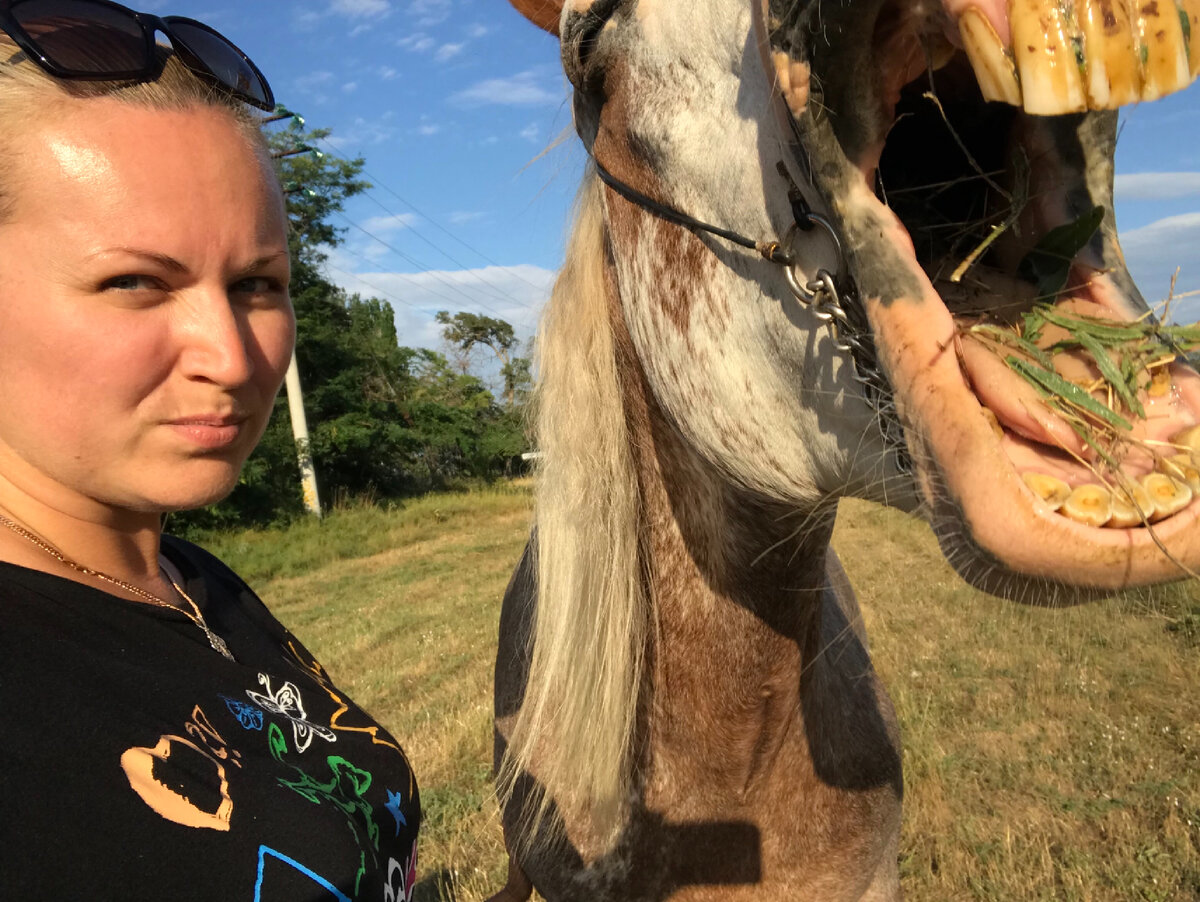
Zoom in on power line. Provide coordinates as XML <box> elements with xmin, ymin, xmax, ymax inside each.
<box><xmin>354</xmin><ymin>183</ymin><xmax>537</xmax><ymax>309</ymax></box>
<box><xmin>322</xmin><ymin>251</ymin><xmax>538</xmax><ymax>334</ymax></box>
<box><xmin>332</xmin><ymin>211</ymin><xmax>533</xmax><ymax>322</ymax></box>
<box><xmin>313</xmin><ymin>135</ymin><xmax>550</xmax><ymax>296</ymax></box>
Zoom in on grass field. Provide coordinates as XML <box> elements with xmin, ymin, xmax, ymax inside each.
<box><xmin>200</xmin><ymin>483</ymin><xmax>1200</xmax><ymax>900</ymax></box>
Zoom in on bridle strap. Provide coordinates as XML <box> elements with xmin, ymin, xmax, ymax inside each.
<box><xmin>593</xmin><ymin>159</ymin><xmax>797</xmax><ymax>266</ymax></box>
<box><xmin>583</xmin><ymin>2</ymin><xmax>906</xmax><ymax>467</ymax></box>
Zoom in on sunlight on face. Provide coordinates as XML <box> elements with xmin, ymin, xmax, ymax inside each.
<box><xmin>0</xmin><ymin>99</ymin><xmax>295</xmax><ymax>518</ymax></box>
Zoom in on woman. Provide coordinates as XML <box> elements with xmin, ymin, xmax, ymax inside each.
<box><xmin>0</xmin><ymin>4</ymin><xmax>419</xmax><ymax>898</ymax></box>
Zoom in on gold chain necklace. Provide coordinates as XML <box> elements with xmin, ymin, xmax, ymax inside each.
<box><xmin>0</xmin><ymin>512</ymin><xmax>234</xmax><ymax>661</ymax></box>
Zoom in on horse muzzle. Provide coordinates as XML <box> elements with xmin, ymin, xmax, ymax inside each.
<box><xmin>768</xmin><ymin>0</ymin><xmax>1200</xmax><ymax>595</ymax></box>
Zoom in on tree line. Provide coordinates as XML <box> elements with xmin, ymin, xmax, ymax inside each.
<box><xmin>174</xmin><ymin>120</ymin><xmax>533</xmax><ymax>533</ymax></box>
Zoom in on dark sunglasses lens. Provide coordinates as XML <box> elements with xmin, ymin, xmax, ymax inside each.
<box><xmin>166</xmin><ymin>21</ymin><xmax>271</xmax><ymax>107</ymax></box>
<box><xmin>10</xmin><ymin>0</ymin><xmax>145</xmax><ymax>74</ymax></box>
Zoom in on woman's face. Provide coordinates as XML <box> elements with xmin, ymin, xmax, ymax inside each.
<box><xmin>0</xmin><ymin>99</ymin><xmax>294</xmax><ymax>517</ymax></box>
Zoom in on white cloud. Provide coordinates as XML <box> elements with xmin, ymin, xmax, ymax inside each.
<box><xmin>519</xmin><ymin>123</ymin><xmax>540</xmax><ymax>142</ymax></box>
<box><xmin>343</xmin><ymin>82</ymin><xmax>358</xmax><ymax>93</ymax></box>
<box><xmin>378</xmin><ymin>65</ymin><xmax>399</xmax><ymax>80</ymax></box>
<box><xmin>323</xmin><ymin>258</ymin><xmax>554</xmax><ymax>350</ymax></box>
<box><xmin>466</xmin><ymin>23</ymin><xmax>489</xmax><ymax>39</ymax></box>
<box><xmin>294</xmin><ymin>9</ymin><xmax>323</xmax><ymax>30</ymax></box>
<box><xmin>416</xmin><ymin>123</ymin><xmax>441</xmax><ymax>136</ymax></box>
<box><xmin>436</xmin><ymin>42</ymin><xmax>465</xmax><ymax>62</ymax></box>
<box><xmin>398</xmin><ymin>33</ymin><xmax>435</xmax><ymax>52</ymax></box>
<box><xmin>292</xmin><ymin>70</ymin><xmax>336</xmax><ymax>103</ymax></box>
<box><xmin>449</xmin><ymin>211</ymin><xmax>485</xmax><ymax>224</ymax></box>
<box><xmin>362</xmin><ymin>213</ymin><xmax>420</xmax><ymax>233</ymax></box>
<box><xmin>332</xmin><ymin>0</ymin><xmax>391</xmax><ymax>16</ymax></box>
<box><xmin>321</xmin><ymin>113</ymin><xmax>398</xmax><ymax>150</ymax></box>
<box><xmin>407</xmin><ymin>0</ymin><xmax>451</xmax><ymax>27</ymax></box>
<box><xmin>1120</xmin><ymin>212</ymin><xmax>1200</xmax><ymax>321</ymax></box>
<box><xmin>294</xmin><ymin>70</ymin><xmax>335</xmax><ymax>91</ymax></box>
<box><xmin>451</xmin><ymin>70</ymin><xmax>562</xmax><ymax>106</ymax></box>
<box><xmin>1114</xmin><ymin>172</ymin><xmax>1200</xmax><ymax>201</ymax></box>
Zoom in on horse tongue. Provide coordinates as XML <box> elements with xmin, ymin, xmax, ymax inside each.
<box><xmin>957</xmin><ymin>332</ymin><xmax>1087</xmax><ymax>456</ymax></box>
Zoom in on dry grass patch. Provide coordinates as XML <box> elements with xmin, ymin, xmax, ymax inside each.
<box><xmin>202</xmin><ymin>487</ymin><xmax>1199</xmax><ymax>901</ymax></box>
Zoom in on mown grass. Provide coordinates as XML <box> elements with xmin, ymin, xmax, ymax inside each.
<box><xmin>199</xmin><ymin>485</ymin><xmax>1200</xmax><ymax>901</ymax></box>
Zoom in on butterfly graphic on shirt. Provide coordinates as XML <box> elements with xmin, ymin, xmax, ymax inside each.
<box><xmin>246</xmin><ymin>673</ymin><xmax>336</xmax><ymax>753</ymax></box>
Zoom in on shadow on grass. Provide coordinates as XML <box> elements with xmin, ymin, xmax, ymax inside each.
<box><xmin>413</xmin><ymin>869</ymin><xmax>458</xmax><ymax>902</ymax></box>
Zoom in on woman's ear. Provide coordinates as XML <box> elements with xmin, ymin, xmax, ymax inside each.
<box><xmin>508</xmin><ymin>0</ymin><xmax>563</xmax><ymax>36</ymax></box>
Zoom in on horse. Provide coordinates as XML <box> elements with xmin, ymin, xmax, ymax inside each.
<box><xmin>490</xmin><ymin>1</ymin><xmax>1200</xmax><ymax>899</ymax></box>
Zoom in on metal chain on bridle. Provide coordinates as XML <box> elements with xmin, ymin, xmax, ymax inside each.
<box><xmin>591</xmin><ymin>158</ymin><xmax>907</xmax><ymax>465</ymax></box>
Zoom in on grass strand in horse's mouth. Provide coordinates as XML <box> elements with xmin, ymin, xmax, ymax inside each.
<box><xmin>875</xmin><ymin>55</ymin><xmax>1200</xmax><ymax>532</ymax></box>
<box><xmin>815</xmin><ymin>0</ymin><xmax>1200</xmax><ymax>554</ymax></box>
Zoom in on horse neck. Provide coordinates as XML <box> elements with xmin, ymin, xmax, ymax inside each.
<box><xmin>609</xmin><ymin>283</ymin><xmax>836</xmax><ymax>679</ymax></box>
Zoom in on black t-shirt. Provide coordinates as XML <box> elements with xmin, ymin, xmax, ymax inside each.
<box><xmin>0</xmin><ymin>536</ymin><xmax>420</xmax><ymax>900</ymax></box>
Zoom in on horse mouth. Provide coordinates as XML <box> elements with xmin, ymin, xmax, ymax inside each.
<box><xmin>777</xmin><ymin>0</ymin><xmax>1200</xmax><ymax>592</ymax></box>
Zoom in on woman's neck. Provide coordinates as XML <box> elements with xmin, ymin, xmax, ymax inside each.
<box><xmin>0</xmin><ymin>473</ymin><xmax>170</xmax><ymax>604</ymax></box>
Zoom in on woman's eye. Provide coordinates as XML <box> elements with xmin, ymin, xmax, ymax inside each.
<box><xmin>100</xmin><ymin>274</ymin><xmax>161</xmax><ymax>293</ymax></box>
<box><xmin>231</xmin><ymin>276</ymin><xmax>287</xmax><ymax>303</ymax></box>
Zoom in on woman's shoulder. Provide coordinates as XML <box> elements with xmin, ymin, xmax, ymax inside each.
<box><xmin>159</xmin><ymin>534</ymin><xmax>251</xmax><ymax>590</ymax></box>
<box><xmin>158</xmin><ymin>533</ymin><xmax>295</xmax><ymax>650</ymax></box>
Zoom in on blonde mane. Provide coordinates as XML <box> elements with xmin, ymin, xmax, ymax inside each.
<box><xmin>497</xmin><ymin>168</ymin><xmax>649</xmax><ymax>845</ymax></box>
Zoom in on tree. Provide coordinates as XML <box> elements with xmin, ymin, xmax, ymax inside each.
<box><xmin>171</xmin><ymin>123</ymin><xmax>535</xmax><ymax>534</ymax></box>
<box><xmin>435</xmin><ymin>310</ymin><xmax>532</xmax><ymax>406</ymax></box>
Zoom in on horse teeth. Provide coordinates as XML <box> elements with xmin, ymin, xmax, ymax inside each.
<box><xmin>1023</xmin><ymin>471</ymin><xmax>1071</xmax><ymax>510</ymax></box>
<box><xmin>1183</xmin><ymin>0</ymin><xmax>1200</xmax><ymax>77</ymax></box>
<box><xmin>1141</xmin><ymin>472</ymin><xmax>1194</xmax><ymax>519</ymax></box>
<box><xmin>1061</xmin><ymin>483</ymin><xmax>1113</xmax><ymax>526</ymax></box>
<box><xmin>1134</xmin><ymin>0</ymin><xmax>1193</xmax><ymax>100</ymax></box>
<box><xmin>1160</xmin><ymin>453</ymin><xmax>1200</xmax><ymax>493</ymax></box>
<box><xmin>1077</xmin><ymin>0</ymin><xmax>1142</xmax><ymax>107</ymax></box>
<box><xmin>1106</xmin><ymin>482</ymin><xmax>1154</xmax><ymax>528</ymax></box>
<box><xmin>1009</xmin><ymin>0</ymin><xmax>1088</xmax><ymax>114</ymax></box>
<box><xmin>1171</xmin><ymin>423</ymin><xmax>1200</xmax><ymax>452</ymax></box>
<box><xmin>771</xmin><ymin>51</ymin><xmax>810</xmax><ymax>117</ymax></box>
<box><xmin>961</xmin><ymin>1</ymin><xmax>1199</xmax><ymax>111</ymax></box>
<box><xmin>960</xmin><ymin>8</ymin><xmax>1022</xmax><ymax>105</ymax></box>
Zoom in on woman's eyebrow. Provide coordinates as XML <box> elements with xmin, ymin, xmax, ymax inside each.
<box><xmin>83</xmin><ymin>249</ymin><xmax>290</xmax><ymax>277</ymax></box>
<box><xmin>85</xmin><ymin>248</ymin><xmax>188</xmax><ymax>272</ymax></box>
<box><xmin>231</xmin><ymin>252</ymin><xmax>290</xmax><ymax>278</ymax></box>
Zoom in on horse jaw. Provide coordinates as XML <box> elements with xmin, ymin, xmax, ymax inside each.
<box><xmin>765</xmin><ymin>1</ymin><xmax>1200</xmax><ymax>595</ymax></box>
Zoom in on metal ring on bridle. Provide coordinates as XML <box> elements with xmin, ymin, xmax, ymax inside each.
<box><xmin>781</xmin><ymin>213</ymin><xmax>845</xmax><ymax>305</ymax></box>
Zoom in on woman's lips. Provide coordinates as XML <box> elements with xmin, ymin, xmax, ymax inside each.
<box><xmin>166</xmin><ymin>416</ymin><xmax>248</xmax><ymax>450</ymax></box>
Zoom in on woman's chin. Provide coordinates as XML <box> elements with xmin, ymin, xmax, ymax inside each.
<box><xmin>123</xmin><ymin>464</ymin><xmax>244</xmax><ymax>514</ymax></box>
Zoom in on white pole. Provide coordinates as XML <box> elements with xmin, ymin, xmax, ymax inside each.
<box><xmin>284</xmin><ymin>350</ymin><xmax>322</xmax><ymax>517</ymax></box>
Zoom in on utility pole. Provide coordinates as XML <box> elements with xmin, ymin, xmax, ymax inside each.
<box><xmin>284</xmin><ymin>350</ymin><xmax>321</xmax><ymax>517</ymax></box>
<box><xmin>264</xmin><ymin>105</ymin><xmax>321</xmax><ymax>517</ymax></box>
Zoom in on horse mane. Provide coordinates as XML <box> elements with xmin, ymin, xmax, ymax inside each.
<box><xmin>497</xmin><ymin>166</ymin><xmax>649</xmax><ymax>846</ymax></box>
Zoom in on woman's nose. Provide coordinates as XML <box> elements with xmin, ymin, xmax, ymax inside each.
<box><xmin>177</xmin><ymin>288</ymin><xmax>256</xmax><ymax>387</ymax></box>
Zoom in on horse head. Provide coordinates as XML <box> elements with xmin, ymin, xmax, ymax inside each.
<box><xmin>512</xmin><ymin>0</ymin><xmax>1200</xmax><ymax>597</ymax></box>
<box><xmin>495</xmin><ymin>1</ymin><xmax>1199</xmax><ymax>898</ymax></box>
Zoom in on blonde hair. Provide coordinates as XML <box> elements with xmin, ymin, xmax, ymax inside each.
<box><xmin>497</xmin><ymin>170</ymin><xmax>650</xmax><ymax>848</ymax></box>
<box><xmin>0</xmin><ymin>36</ymin><xmax>266</xmax><ymax>219</ymax></box>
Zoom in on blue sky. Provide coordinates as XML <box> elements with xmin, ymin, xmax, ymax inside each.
<box><xmin>165</xmin><ymin>1</ymin><xmax>1200</xmax><ymax>351</ymax></box>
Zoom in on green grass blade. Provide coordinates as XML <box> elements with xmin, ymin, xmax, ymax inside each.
<box><xmin>1037</xmin><ymin>308</ymin><xmax>1147</xmax><ymax>342</ymax></box>
<box><xmin>1075</xmin><ymin>331</ymin><xmax>1146</xmax><ymax>419</ymax></box>
<box><xmin>968</xmin><ymin>324</ymin><xmax>1056</xmax><ymax>369</ymax></box>
<box><xmin>1005</xmin><ymin>356</ymin><xmax>1132</xmax><ymax>431</ymax></box>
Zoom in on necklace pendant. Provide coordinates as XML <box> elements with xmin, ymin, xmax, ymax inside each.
<box><xmin>205</xmin><ymin>629</ymin><xmax>235</xmax><ymax>662</ymax></box>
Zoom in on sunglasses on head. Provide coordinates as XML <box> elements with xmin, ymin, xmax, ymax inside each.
<box><xmin>0</xmin><ymin>0</ymin><xmax>274</xmax><ymax>110</ymax></box>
